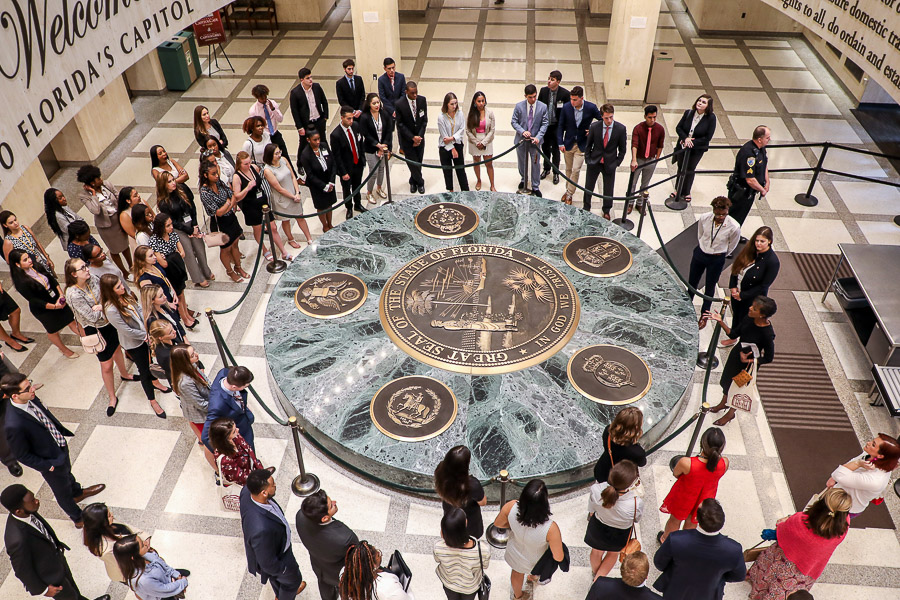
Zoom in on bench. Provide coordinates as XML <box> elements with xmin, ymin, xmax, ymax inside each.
<box><xmin>870</xmin><ymin>365</ymin><xmax>900</xmax><ymax>418</ymax></box>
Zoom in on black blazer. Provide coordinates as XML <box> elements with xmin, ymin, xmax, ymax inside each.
<box><xmin>358</xmin><ymin>111</ymin><xmax>394</xmax><ymax>154</ymax></box>
<box><xmin>336</xmin><ymin>75</ymin><xmax>366</xmax><ymax>113</ymax></box>
<box><xmin>3</xmin><ymin>397</ymin><xmax>73</xmax><ymax>472</ymax></box>
<box><xmin>587</xmin><ymin>576</ymin><xmax>662</xmax><ymax>600</ymax></box>
<box><xmin>329</xmin><ymin>122</ymin><xmax>367</xmax><ymax>177</ymax></box>
<box><xmin>653</xmin><ymin>529</ymin><xmax>745</xmax><ymax>600</ymax></box>
<box><xmin>537</xmin><ymin>85</ymin><xmax>571</xmax><ymax>123</ymax></box>
<box><xmin>295</xmin><ymin>514</ymin><xmax>359</xmax><ymax>586</ymax></box>
<box><xmin>584</xmin><ymin>120</ymin><xmax>628</xmax><ymax>169</ymax></box>
<box><xmin>300</xmin><ymin>144</ymin><xmax>338</xmax><ymax>207</ymax></box>
<box><xmin>728</xmin><ymin>249</ymin><xmax>780</xmax><ymax>300</ymax></box>
<box><xmin>675</xmin><ymin>110</ymin><xmax>717</xmax><ymax>153</ymax></box>
<box><xmin>290</xmin><ymin>82</ymin><xmax>329</xmax><ymax>131</ymax></box>
<box><xmin>4</xmin><ymin>511</ymin><xmax>71</xmax><ymax>596</ymax></box>
<box><xmin>395</xmin><ymin>95</ymin><xmax>428</xmax><ymax>151</ymax></box>
<box><xmin>239</xmin><ymin>486</ymin><xmax>294</xmax><ymax>583</ymax></box>
<box><xmin>593</xmin><ymin>425</ymin><xmax>648</xmax><ymax>484</ymax></box>
<box><xmin>194</xmin><ymin>119</ymin><xmax>229</xmax><ymax>150</ymax></box>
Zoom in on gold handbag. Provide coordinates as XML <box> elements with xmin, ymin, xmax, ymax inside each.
<box><xmin>732</xmin><ymin>366</ymin><xmax>753</xmax><ymax>387</ymax></box>
<box><xmin>619</xmin><ymin>497</ymin><xmax>642</xmax><ymax>563</ymax></box>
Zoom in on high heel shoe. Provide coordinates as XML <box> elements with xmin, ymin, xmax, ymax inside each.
<box><xmin>149</xmin><ymin>400</ymin><xmax>166</xmax><ymax>419</ymax></box>
<box><xmin>226</xmin><ymin>270</ymin><xmax>244</xmax><ymax>282</ymax></box>
<box><xmin>236</xmin><ymin>267</ymin><xmax>250</xmax><ymax>279</ymax></box>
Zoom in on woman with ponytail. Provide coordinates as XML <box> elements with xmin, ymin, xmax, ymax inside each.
<box><xmin>747</xmin><ymin>487</ymin><xmax>852</xmax><ymax>599</ymax></box>
<box><xmin>585</xmin><ymin>460</ymin><xmax>643</xmax><ymax>578</ymax></box>
<box><xmin>339</xmin><ymin>540</ymin><xmax>414</xmax><ymax>600</ymax></box>
<box><xmin>658</xmin><ymin>427</ymin><xmax>728</xmax><ymax>543</ymax></box>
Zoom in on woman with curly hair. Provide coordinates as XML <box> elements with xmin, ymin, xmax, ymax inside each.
<box><xmin>593</xmin><ymin>406</ymin><xmax>647</xmax><ymax>484</ymax></box>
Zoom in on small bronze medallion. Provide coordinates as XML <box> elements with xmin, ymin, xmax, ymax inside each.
<box><xmin>294</xmin><ymin>272</ymin><xmax>368</xmax><ymax>319</ymax></box>
<box><xmin>370</xmin><ymin>376</ymin><xmax>458</xmax><ymax>441</ymax></box>
<box><xmin>567</xmin><ymin>344</ymin><xmax>652</xmax><ymax>405</ymax></box>
<box><xmin>415</xmin><ymin>202</ymin><xmax>480</xmax><ymax>239</ymax></box>
<box><xmin>563</xmin><ymin>236</ymin><xmax>633</xmax><ymax>277</ymax></box>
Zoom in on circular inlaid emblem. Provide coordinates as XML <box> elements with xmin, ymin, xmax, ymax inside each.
<box><xmin>294</xmin><ymin>272</ymin><xmax>368</xmax><ymax>319</ymax></box>
<box><xmin>379</xmin><ymin>244</ymin><xmax>580</xmax><ymax>374</ymax></box>
<box><xmin>567</xmin><ymin>344</ymin><xmax>652</xmax><ymax>405</ymax></box>
<box><xmin>415</xmin><ymin>202</ymin><xmax>480</xmax><ymax>239</ymax></box>
<box><xmin>563</xmin><ymin>236</ymin><xmax>633</xmax><ymax>277</ymax></box>
<box><xmin>370</xmin><ymin>376</ymin><xmax>458</xmax><ymax>441</ymax></box>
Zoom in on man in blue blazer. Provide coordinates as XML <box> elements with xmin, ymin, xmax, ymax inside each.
<box><xmin>587</xmin><ymin>551</ymin><xmax>661</xmax><ymax>599</ymax></box>
<box><xmin>653</xmin><ymin>499</ymin><xmax>745</xmax><ymax>600</ymax></box>
<box><xmin>202</xmin><ymin>366</ymin><xmax>256</xmax><ymax>451</ymax></box>
<box><xmin>511</xmin><ymin>84</ymin><xmax>549</xmax><ymax>196</ymax></box>
<box><xmin>377</xmin><ymin>57</ymin><xmax>406</xmax><ymax>122</ymax></box>
<box><xmin>1</xmin><ymin>373</ymin><xmax>105</xmax><ymax>526</ymax></box>
<box><xmin>240</xmin><ymin>470</ymin><xmax>306</xmax><ymax>600</ymax></box>
<box><xmin>557</xmin><ymin>86</ymin><xmax>601</xmax><ymax>205</ymax></box>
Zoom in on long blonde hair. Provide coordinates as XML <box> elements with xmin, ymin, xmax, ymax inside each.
<box><xmin>148</xmin><ymin>320</ymin><xmax>174</xmax><ymax>355</ymax></box>
<box><xmin>99</xmin><ymin>274</ymin><xmax>139</xmax><ymax>323</ymax></box>
<box><xmin>139</xmin><ymin>284</ymin><xmax>165</xmax><ymax>331</ymax></box>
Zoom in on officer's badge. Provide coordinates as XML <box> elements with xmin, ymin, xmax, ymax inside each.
<box><xmin>747</xmin><ymin>157</ymin><xmax>756</xmax><ymax>167</ymax></box>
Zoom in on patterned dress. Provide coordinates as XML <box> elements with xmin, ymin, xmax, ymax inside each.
<box><xmin>747</xmin><ymin>543</ymin><xmax>817</xmax><ymax>600</ymax></box>
<box><xmin>214</xmin><ymin>433</ymin><xmax>263</xmax><ymax>486</ymax></box>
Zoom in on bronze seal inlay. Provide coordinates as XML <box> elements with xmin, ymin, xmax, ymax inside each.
<box><xmin>567</xmin><ymin>344</ymin><xmax>652</xmax><ymax>405</ymax></box>
<box><xmin>370</xmin><ymin>376</ymin><xmax>458</xmax><ymax>441</ymax></box>
<box><xmin>379</xmin><ymin>244</ymin><xmax>580</xmax><ymax>374</ymax></box>
<box><xmin>294</xmin><ymin>272</ymin><xmax>368</xmax><ymax>319</ymax></box>
<box><xmin>563</xmin><ymin>236</ymin><xmax>633</xmax><ymax>277</ymax></box>
<box><xmin>414</xmin><ymin>202</ymin><xmax>480</xmax><ymax>239</ymax></box>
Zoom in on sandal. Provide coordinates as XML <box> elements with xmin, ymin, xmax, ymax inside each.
<box><xmin>284</xmin><ymin>254</ymin><xmax>294</xmax><ymax>261</ymax></box>
<box><xmin>287</xmin><ymin>238</ymin><xmax>302</xmax><ymax>249</ymax></box>
<box><xmin>236</xmin><ymin>267</ymin><xmax>251</xmax><ymax>279</ymax></box>
<box><xmin>264</xmin><ymin>251</ymin><xmax>274</xmax><ymax>262</ymax></box>
<box><xmin>194</xmin><ymin>281</ymin><xmax>210</xmax><ymax>288</ymax></box>
<box><xmin>226</xmin><ymin>270</ymin><xmax>244</xmax><ymax>283</ymax></box>
<box><xmin>475</xmin><ymin>181</ymin><xmax>482</xmax><ymax>191</ymax></box>
<box><xmin>657</xmin><ymin>531</ymin><xmax>665</xmax><ymax>544</ymax></box>
<box><xmin>684</xmin><ymin>195</ymin><xmax>692</xmax><ymax>202</ymax></box>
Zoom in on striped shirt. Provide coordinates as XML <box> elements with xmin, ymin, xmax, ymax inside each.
<box><xmin>433</xmin><ymin>539</ymin><xmax>489</xmax><ymax>594</ymax></box>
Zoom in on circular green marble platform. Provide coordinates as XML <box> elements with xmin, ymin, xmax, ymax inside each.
<box><xmin>264</xmin><ymin>193</ymin><xmax>698</xmax><ymax>491</ymax></box>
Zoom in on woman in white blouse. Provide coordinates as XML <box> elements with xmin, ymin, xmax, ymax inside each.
<box><xmin>827</xmin><ymin>434</ymin><xmax>900</xmax><ymax>517</ymax></box>
<box><xmin>241</xmin><ymin>116</ymin><xmax>272</xmax><ymax>166</ymax></box>
<box><xmin>585</xmin><ymin>460</ymin><xmax>643</xmax><ymax>579</ymax></box>
<box><xmin>438</xmin><ymin>92</ymin><xmax>469</xmax><ymax>193</ymax></box>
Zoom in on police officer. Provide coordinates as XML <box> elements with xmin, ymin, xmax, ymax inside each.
<box><xmin>728</xmin><ymin>126</ymin><xmax>770</xmax><ymax>231</ymax></box>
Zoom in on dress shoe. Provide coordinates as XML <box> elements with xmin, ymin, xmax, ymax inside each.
<box><xmin>532</xmin><ymin>189</ymin><xmax>542</xmax><ymax>198</ymax></box>
<box><xmin>376</xmin><ymin>187</ymin><xmax>387</xmax><ymax>199</ymax></box>
<box><xmin>552</xmin><ymin>173</ymin><xmax>559</xmax><ymax>185</ymax></box>
<box><xmin>73</xmin><ymin>484</ymin><xmax>105</xmax><ymax>503</ymax></box>
<box><xmin>7</xmin><ymin>462</ymin><xmax>23</xmax><ymax>477</ymax></box>
<box><xmin>12</xmin><ymin>335</ymin><xmax>35</xmax><ymax>344</ymax></box>
<box><xmin>346</xmin><ymin>208</ymin><xmax>353</xmax><ymax>220</ymax></box>
<box><xmin>93</xmin><ymin>595</ymin><xmax>111</xmax><ymax>600</ymax></box>
<box><xmin>296</xmin><ymin>582</ymin><xmax>307</xmax><ymax>595</ymax></box>
<box><xmin>410</xmin><ymin>183</ymin><xmax>417</xmax><ymax>193</ymax></box>
<box><xmin>517</xmin><ymin>181</ymin><xmax>525</xmax><ymax>192</ymax></box>
<box><xmin>417</xmin><ymin>185</ymin><xmax>425</xmax><ymax>194</ymax></box>
<box><xmin>5</xmin><ymin>342</ymin><xmax>27</xmax><ymax>352</ymax></box>
<box><xmin>540</xmin><ymin>167</ymin><xmax>550</xmax><ymax>180</ymax></box>
<box><xmin>354</xmin><ymin>204</ymin><xmax>368</xmax><ymax>214</ymax></box>
<box><xmin>603</xmin><ymin>213</ymin><xmax>611</xmax><ymax>220</ymax></box>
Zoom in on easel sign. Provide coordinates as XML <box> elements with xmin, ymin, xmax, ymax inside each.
<box><xmin>193</xmin><ymin>11</ymin><xmax>234</xmax><ymax>77</ymax></box>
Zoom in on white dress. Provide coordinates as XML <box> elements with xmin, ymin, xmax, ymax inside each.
<box><xmin>504</xmin><ymin>501</ymin><xmax>552</xmax><ymax>573</ymax></box>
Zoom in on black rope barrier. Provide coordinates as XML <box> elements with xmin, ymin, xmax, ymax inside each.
<box><xmin>388</xmin><ymin>139</ymin><xmax>527</xmax><ymax>169</ymax></box>
<box><xmin>209</xmin><ymin>228</ymin><xmax>266</xmax><ymax>315</ymax></box>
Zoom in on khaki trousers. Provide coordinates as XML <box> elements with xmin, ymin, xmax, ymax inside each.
<box><xmin>563</xmin><ymin>146</ymin><xmax>585</xmax><ymax>197</ymax></box>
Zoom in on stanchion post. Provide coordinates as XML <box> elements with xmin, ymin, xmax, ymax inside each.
<box><xmin>288</xmin><ymin>416</ymin><xmax>321</xmax><ymax>497</ymax></box>
<box><xmin>665</xmin><ymin>148</ymin><xmax>690</xmax><ymax>211</ymax></box>
<box><xmin>614</xmin><ymin>172</ymin><xmax>636</xmax><ymax>231</ymax></box>
<box><xmin>635</xmin><ymin>194</ymin><xmax>648</xmax><ymax>237</ymax></box>
<box><xmin>382</xmin><ymin>152</ymin><xmax>394</xmax><ymax>205</ymax></box>
<box><xmin>263</xmin><ymin>205</ymin><xmax>287</xmax><ymax>274</ymax></box>
<box><xmin>486</xmin><ymin>470</ymin><xmax>511</xmax><ymax>549</ymax></box>
<box><xmin>669</xmin><ymin>402</ymin><xmax>711</xmax><ymax>471</ymax></box>
<box><xmin>206</xmin><ymin>308</ymin><xmax>229</xmax><ymax>367</ymax></box>
<box><xmin>795</xmin><ymin>142</ymin><xmax>827</xmax><ymax>207</ymax></box>
<box><xmin>697</xmin><ymin>298</ymin><xmax>729</xmax><ymax>370</ymax></box>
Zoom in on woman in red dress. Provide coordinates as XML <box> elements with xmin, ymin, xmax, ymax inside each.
<box><xmin>658</xmin><ymin>427</ymin><xmax>728</xmax><ymax>543</ymax></box>
<box><xmin>208</xmin><ymin>417</ymin><xmax>271</xmax><ymax>486</ymax></box>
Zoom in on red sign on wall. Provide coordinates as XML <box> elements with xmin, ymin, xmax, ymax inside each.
<box><xmin>193</xmin><ymin>11</ymin><xmax>227</xmax><ymax>46</ymax></box>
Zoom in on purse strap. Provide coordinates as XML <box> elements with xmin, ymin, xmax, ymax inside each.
<box><xmin>607</xmin><ymin>430</ymin><xmax>614</xmax><ymax>468</ymax></box>
<box><xmin>474</xmin><ymin>537</ymin><xmax>484</xmax><ymax>575</ymax></box>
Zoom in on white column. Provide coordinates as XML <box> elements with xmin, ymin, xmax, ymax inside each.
<box><xmin>604</xmin><ymin>0</ymin><xmax>661</xmax><ymax>102</ymax></box>
<box><xmin>350</xmin><ymin>0</ymin><xmax>402</xmax><ymax>87</ymax></box>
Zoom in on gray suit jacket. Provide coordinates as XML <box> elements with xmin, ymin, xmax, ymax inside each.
<box><xmin>511</xmin><ymin>100</ymin><xmax>549</xmax><ymax>145</ymax></box>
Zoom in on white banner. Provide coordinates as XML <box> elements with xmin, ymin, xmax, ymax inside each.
<box><xmin>761</xmin><ymin>0</ymin><xmax>900</xmax><ymax>103</ymax></box>
<box><xmin>0</xmin><ymin>0</ymin><xmax>229</xmax><ymax>201</ymax></box>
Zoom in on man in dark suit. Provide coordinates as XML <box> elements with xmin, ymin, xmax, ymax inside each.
<box><xmin>240</xmin><ymin>470</ymin><xmax>306</xmax><ymax>600</ymax></box>
<box><xmin>289</xmin><ymin>67</ymin><xmax>329</xmax><ymax>169</ymax></box>
<box><xmin>583</xmin><ymin>102</ymin><xmax>628</xmax><ymax>219</ymax></box>
<box><xmin>2</xmin><ymin>484</ymin><xmax>110</xmax><ymax>600</ymax></box>
<box><xmin>537</xmin><ymin>70</ymin><xmax>570</xmax><ymax>184</ymax></box>
<box><xmin>653</xmin><ymin>499</ymin><xmax>745</xmax><ymax>600</ymax></box>
<box><xmin>330</xmin><ymin>106</ymin><xmax>368</xmax><ymax>219</ymax></box>
<box><xmin>201</xmin><ymin>366</ymin><xmax>255</xmax><ymax>452</ymax></box>
<box><xmin>295</xmin><ymin>490</ymin><xmax>359</xmax><ymax>600</ymax></box>
<box><xmin>587</xmin><ymin>551</ymin><xmax>661</xmax><ymax>599</ymax></box>
<box><xmin>0</xmin><ymin>352</ymin><xmax>25</xmax><ymax>477</ymax></box>
<box><xmin>557</xmin><ymin>86</ymin><xmax>601</xmax><ymax>205</ymax></box>
<box><xmin>335</xmin><ymin>59</ymin><xmax>366</xmax><ymax>119</ymax></box>
<box><xmin>395</xmin><ymin>81</ymin><xmax>428</xmax><ymax>194</ymax></box>
<box><xmin>1</xmin><ymin>374</ymin><xmax>104</xmax><ymax>527</ymax></box>
<box><xmin>377</xmin><ymin>57</ymin><xmax>406</xmax><ymax>123</ymax></box>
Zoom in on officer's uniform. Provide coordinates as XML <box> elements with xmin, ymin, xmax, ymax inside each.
<box><xmin>728</xmin><ymin>140</ymin><xmax>767</xmax><ymax>225</ymax></box>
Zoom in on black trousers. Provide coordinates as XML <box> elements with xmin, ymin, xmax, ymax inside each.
<box><xmin>44</xmin><ymin>447</ymin><xmax>84</xmax><ymax>522</ymax></box>
<box><xmin>675</xmin><ymin>149</ymin><xmax>705</xmax><ymax>197</ymax></box>
<box><xmin>271</xmin><ymin>130</ymin><xmax>294</xmax><ymax>175</ymax></box>
<box><xmin>403</xmin><ymin>143</ymin><xmax>425</xmax><ymax>186</ymax></box>
<box><xmin>296</xmin><ymin>117</ymin><xmax>328</xmax><ymax>172</ymax></box>
<box><xmin>728</xmin><ymin>185</ymin><xmax>757</xmax><ymax>225</ymax></box>
<box><xmin>55</xmin><ymin>559</ymin><xmax>88</xmax><ymax>600</ymax></box>
<box><xmin>443</xmin><ymin>586</ymin><xmax>477</xmax><ymax>600</ymax></box>
<box><xmin>317</xmin><ymin>581</ymin><xmax>339</xmax><ymax>600</ymax></box>
<box><xmin>439</xmin><ymin>144</ymin><xmax>469</xmax><ymax>191</ymax></box>
<box><xmin>542</xmin><ymin>123</ymin><xmax>560</xmax><ymax>170</ymax></box>
<box><xmin>583</xmin><ymin>164</ymin><xmax>616</xmax><ymax>214</ymax></box>
<box><xmin>125</xmin><ymin>342</ymin><xmax>156</xmax><ymax>400</ymax></box>
<box><xmin>265</xmin><ymin>551</ymin><xmax>304</xmax><ymax>600</ymax></box>
<box><xmin>339</xmin><ymin>164</ymin><xmax>366</xmax><ymax>210</ymax></box>
<box><xmin>688</xmin><ymin>246</ymin><xmax>727</xmax><ymax>313</ymax></box>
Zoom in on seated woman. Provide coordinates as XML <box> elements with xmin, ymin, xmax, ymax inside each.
<box><xmin>208</xmin><ymin>417</ymin><xmax>269</xmax><ymax>486</ymax></box>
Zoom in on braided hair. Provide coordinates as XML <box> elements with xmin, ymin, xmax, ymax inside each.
<box><xmin>339</xmin><ymin>541</ymin><xmax>380</xmax><ymax>600</ymax></box>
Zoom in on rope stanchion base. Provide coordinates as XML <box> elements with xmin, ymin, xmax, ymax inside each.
<box><xmin>794</xmin><ymin>193</ymin><xmax>819</xmax><ymax>207</ymax></box>
<box><xmin>697</xmin><ymin>351</ymin><xmax>719</xmax><ymax>369</ymax></box>
<box><xmin>894</xmin><ymin>215</ymin><xmax>900</xmax><ymax>228</ymax></box>
<box><xmin>266</xmin><ymin>259</ymin><xmax>287</xmax><ymax>274</ymax></box>
<box><xmin>292</xmin><ymin>472</ymin><xmax>321</xmax><ymax>497</ymax></box>
<box><xmin>665</xmin><ymin>196</ymin><xmax>689</xmax><ymax>211</ymax></box>
<box><xmin>613</xmin><ymin>216</ymin><xmax>635</xmax><ymax>231</ymax></box>
<box><xmin>486</xmin><ymin>524</ymin><xmax>509</xmax><ymax>549</ymax></box>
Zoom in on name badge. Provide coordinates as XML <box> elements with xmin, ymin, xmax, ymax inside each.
<box><xmin>182</xmin><ymin>214</ymin><xmax>192</xmax><ymax>223</ymax></box>
<box><xmin>556</xmin><ymin>101</ymin><xmax>564</xmax><ymax>108</ymax></box>
<box><xmin>418</xmin><ymin>110</ymin><xmax>425</xmax><ymax>117</ymax></box>
<box><xmin>321</xmin><ymin>149</ymin><xmax>329</xmax><ymax>157</ymax></box>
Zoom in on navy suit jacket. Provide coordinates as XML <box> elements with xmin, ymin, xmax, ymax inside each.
<box><xmin>239</xmin><ymin>486</ymin><xmax>294</xmax><ymax>583</ymax></box>
<box><xmin>4</xmin><ymin>511</ymin><xmax>71</xmax><ymax>596</ymax></box>
<box><xmin>377</xmin><ymin>72</ymin><xmax>407</xmax><ymax>118</ymax></box>
<box><xmin>557</xmin><ymin>101</ymin><xmax>601</xmax><ymax>152</ymax></box>
<box><xmin>3</xmin><ymin>397</ymin><xmax>73</xmax><ymax>472</ymax></box>
<box><xmin>202</xmin><ymin>368</ymin><xmax>255</xmax><ymax>450</ymax></box>
<box><xmin>653</xmin><ymin>530</ymin><xmax>746</xmax><ymax>600</ymax></box>
<box><xmin>587</xmin><ymin>576</ymin><xmax>662</xmax><ymax>600</ymax></box>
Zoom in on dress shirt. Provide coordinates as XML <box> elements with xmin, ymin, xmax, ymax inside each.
<box><xmin>220</xmin><ymin>379</ymin><xmax>246</xmax><ymax>410</ymax></box>
<box><xmin>11</xmin><ymin>514</ymin><xmax>51</xmax><ymax>595</ymax></box>
<box><xmin>632</xmin><ymin>122</ymin><xmax>666</xmax><ymax>159</ymax></box>
<box><xmin>438</xmin><ymin>111</ymin><xmax>465</xmax><ymax>150</ymax></box>
<box><xmin>10</xmin><ymin>401</ymin><xmax>66</xmax><ymax>447</ymax></box>
<box><xmin>252</xmin><ymin>497</ymin><xmax>292</xmax><ymax>552</ymax></box>
<box><xmin>696</xmin><ymin>212</ymin><xmax>741</xmax><ymax>256</ymax></box>
<box><xmin>587</xmin><ymin>483</ymin><xmax>643</xmax><ymax>529</ymax></box>
<box><xmin>249</xmin><ymin>100</ymin><xmax>284</xmax><ymax>134</ymax></box>
<box><xmin>304</xmin><ymin>84</ymin><xmax>320</xmax><ymax>121</ymax></box>
<box><xmin>342</xmin><ymin>124</ymin><xmax>359</xmax><ymax>163</ymax></box>
<box><xmin>574</xmin><ymin>104</ymin><xmax>584</xmax><ymax>128</ymax></box>
<box><xmin>346</xmin><ymin>75</ymin><xmax>355</xmax><ymax>91</ymax></box>
<box><xmin>831</xmin><ymin>453</ymin><xmax>893</xmax><ymax>513</ymax></box>
<box><xmin>548</xmin><ymin>89</ymin><xmax>557</xmax><ymax>124</ymax></box>
<box><xmin>409</xmin><ymin>98</ymin><xmax>418</xmax><ymax>122</ymax></box>
<box><xmin>689</xmin><ymin>112</ymin><xmax>703</xmax><ymax>136</ymax></box>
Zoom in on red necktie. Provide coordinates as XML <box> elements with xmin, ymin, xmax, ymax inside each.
<box><xmin>601</xmin><ymin>125</ymin><xmax>610</xmax><ymax>163</ymax></box>
<box><xmin>347</xmin><ymin>128</ymin><xmax>358</xmax><ymax>164</ymax></box>
<box><xmin>645</xmin><ymin>125</ymin><xmax>652</xmax><ymax>159</ymax></box>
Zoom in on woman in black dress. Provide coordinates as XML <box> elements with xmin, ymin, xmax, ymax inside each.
<box><xmin>299</xmin><ymin>131</ymin><xmax>338</xmax><ymax>233</ymax></box>
<box><xmin>232</xmin><ymin>150</ymin><xmax>288</xmax><ymax>263</ymax></box>
<box><xmin>156</xmin><ymin>171</ymin><xmax>213</xmax><ymax>288</ymax></box>
<box><xmin>434</xmin><ymin>445</ymin><xmax>487</xmax><ymax>539</ymax></box>
<box><xmin>8</xmin><ymin>249</ymin><xmax>79</xmax><ymax>358</ymax></box>
<box><xmin>593</xmin><ymin>406</ymin><xmax>647</xmax><ymax>484</ymax></box>
<box><xmin>199</xmin><ymin>160</ymin><xmax>246</xmax><ymax>283</ymax></box>
<box><xmin>670</xmin><ymin>93</ymin><xmax>717</xmax><ymax>204</ymax></box>
<box><xmin>723</xmin><ymin>225</ymin><xmax>780</xmax><ymax>347</ymax></box>
<box><xmin>706</xmin><ymin>295</ymin><xmax>777</xmax><ymax>426</ymax></box>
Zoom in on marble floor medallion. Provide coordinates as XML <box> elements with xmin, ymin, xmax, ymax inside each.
<box><xmin>563</xmin><ymin>236</ymin><xmax>633</xmax><ymax>277</ymax></box>
<box><xmin>567</xmin><ymin>344</ymin><xmax>653</xmax><ymax>405</ymax></box>
<box><xmin>380</xmin><ymin>244</ymin><xmax>580</xmax><ymax>374</ymax></box>
<box><xmin>414</xmin><ymin>202</ymin><xmax>480</xmax><ymax>238</ymax></box>
<box><xmin>294</xmin><ymin>272</ymin><xmax>368</xmax><ymax>318</ymax></box>
<box><xmin>370</xmin><ymin>376</ymin><xmax>458</xmax><ymax>442</ymax></box>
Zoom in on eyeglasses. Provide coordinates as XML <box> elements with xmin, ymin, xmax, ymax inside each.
<box><xmin>75</xmin><ymin>265</ymin><xmax>89</xmax><ymax>272</ymax></box>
